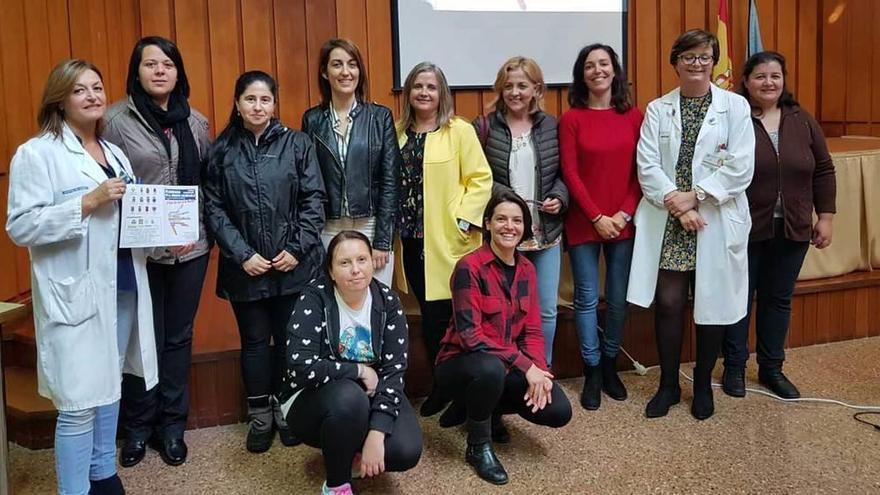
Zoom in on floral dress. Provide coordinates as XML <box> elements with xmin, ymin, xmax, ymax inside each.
<box><xmin>659</xmin><ymin>92</ymin><xmax>712</xmax><ymax>271</ymax></box>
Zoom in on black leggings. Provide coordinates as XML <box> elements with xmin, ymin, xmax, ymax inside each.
<box><xmin>401</xmin><ymin>238</ymin><xmax>453</xmax><ymax>364</ymax></box>
<box><xmin>435</xmin><ymin>353</ymin><xmax>571</xmax><ymax>442</ymax></box>
<box><xmin>231</xmin><ymin>294</ymin><xmax>297</xmax><ymax>399</ymax></box>
<box><xmin>654</xmin><ymin>270</ymin><xmax>725</xmax><ymax>389</ymax></box>
<box><xmin>287</xmin><ymin>379</ymin><xmax>422</xmax><ymax>487</ymax></box>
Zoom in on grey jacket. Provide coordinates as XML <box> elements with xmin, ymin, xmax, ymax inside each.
<box><xmin>474</xmin><ymin>110</ymin><xmax>569</xmax><ymax>244</ymax></box>
<box><xmin>104</xmin><ymin>97</ymin><xmax>212</xmax><ymax>264</ymax></box>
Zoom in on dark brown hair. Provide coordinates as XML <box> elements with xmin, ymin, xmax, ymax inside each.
<box><xmin>318</xmin><ymin>38</ymin><xmax>368</xmax><ymax>106</ymax></box>
<box><xmin>737</xmin><ymin>51</ymin><xmax>799</xmax><ymax>112</ymax></box>
<box><xmin>325</xmin><ymin>230</ymin><xmax>373</xmax><ymax>276</ymax></box>
<box><xmin>482</xmin><ymin>189</ymin><xmax>534</xmax><ymax>245</ymax></box>
<box><xmin>568</xmin><ymin>43</ymin><xmax>632</xmax><ymax>113</ymax></box>
<box><xmin>669</xmin><ymin>29</ymin><xmax>719</xmax><ymax>66</ymax></box>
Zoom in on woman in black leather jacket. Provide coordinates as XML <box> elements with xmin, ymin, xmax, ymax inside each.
<box><xmin>203</xmin><ymin>70</ymin><xmax>325</xmax><ymax>454</ymax></box>
<box><xmin>300</xmin><ymin>38</ymin><xmax>401</xmax><ymax>286</ymax></box>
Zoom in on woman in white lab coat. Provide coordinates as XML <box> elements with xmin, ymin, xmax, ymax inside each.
<box><xmin>627</xmin><ymin>30</ymin><xmax>754</xmax><ymax>421</ymax></box>
<box><xmin>5</xmin><ymin>59</ymin><xmax>157</xmax><ymax>495</ymax></box>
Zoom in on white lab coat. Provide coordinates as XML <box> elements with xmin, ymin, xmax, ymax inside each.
<box><xmin>6</xmin><ymin>124</ymin><xmax>158</xmax><ymax>411</ymax></box>
<box><xmin>627</xmin><ymin>85</ymin><xmax>755</xmax><ymax>325</ymax></box>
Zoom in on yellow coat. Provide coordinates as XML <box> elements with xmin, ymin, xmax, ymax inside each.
<box><xmin>396</xmin><ymin>117</ymin><xmax>493</xmax><ymax>300</ymax></box>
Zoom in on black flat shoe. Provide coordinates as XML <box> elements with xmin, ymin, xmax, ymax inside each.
<box><xmin>645</xmin><ymin>386</ymin><xmax>681</xmax><ymax>418</ymax></box>
<box><xmin>601</xmin><ymin>354</ymin><xmax>628</xmax><ymax>401</ymax></box>
<box><xmin>157</xmin><ymin>438</ymin><xmax>188</xmax><ymax>466</ymax></box>
<box><xmin>691</xmin><ymin>388</ymin><xmax>715</xmax><ymax>420</ymax></box>
<box><xmin>119</xmin><ymin>439</ymin><xmax>147</xmax><ymax>468</ymax></box>
<box><xmin>580</xmin><ymin>364</ymin><xmax>602</xmax><ymax>410</ymax></box>
<box><xmin>89</xmin><ymin>474</ymin><xmax>125</xmax><ymax>495</ymax></box>
<box><xmin>722</xmin><ymin>366</ymin><xmax>746</xmax><ymax>398</ymax></box>
<box><xmin>420</xmin><ymin>390</ymin><xmax>450</xmax><ymax>417</ymax></box>
<box><xmin>465</xmin><ymin>442</ymin><xmax>508</xmax><ymax>485</ymax></box>
<box><xmin>277</xmin><ymin>425</ymin><xmax>301</xmax><ymax>447</ymax></box>
<box><xmin>759</xmin><ymin>369</ymin><xmax>801</xmax><ymax>399</ymax></box>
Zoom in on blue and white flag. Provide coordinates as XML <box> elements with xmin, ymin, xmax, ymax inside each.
<box><xmin>748</xmin><ymin>0</ymin><xmax>765</xmax><ymax>58</ymax></box>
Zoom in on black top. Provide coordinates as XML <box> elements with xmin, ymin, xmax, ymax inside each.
<box><xmin>399</xmin><ymin>129</ymin><xmax>429</xmax><ymax>239</ymax></box>
<box><xmin>99</xmin><ymin>163</ymin><xmax>136</xmax><ymax>292</ymax></box>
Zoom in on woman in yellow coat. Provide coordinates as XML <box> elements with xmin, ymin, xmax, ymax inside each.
<box><xmin>395</xmin><ymin>61</ymin><xmax>492</xmax><ymax>417</ymax></box>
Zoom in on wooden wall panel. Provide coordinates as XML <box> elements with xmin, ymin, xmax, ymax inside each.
<box><xmin>174</xmin><ymin>0</ymin><xmax>213</xmax><ymax>124</ymax></box>
<box><xmin>139</xmin><ymin>0</ymin><xmax>173</xmax><ymax>38</ymax></box>
<box><xmin>303</xmin><ymin>0</ymin><xmax>336</xmax><ymax>106</ymax></box>
<box><xmin>274</xmin><ymin>0</ymin><xmax>311</xmax><ymax>127</ymax></box>
<box><xmin>207</xmin><ymin>0</ymin><xmax>243</xmax><ymax>131</ymax></box>
<box><xmin>241</xmin><ymin>0</ymin><xmax>276</xmax><ymax>74</ymax></box>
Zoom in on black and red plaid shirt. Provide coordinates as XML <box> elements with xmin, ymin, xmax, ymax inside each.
<box><xmin>435</xmin><ymin>243</ymin><xmax>548</xmax><ymax>372</ymax></box>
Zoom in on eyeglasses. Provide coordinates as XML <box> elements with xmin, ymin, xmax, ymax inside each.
<box><xmin>678</xmin><ymin>54</ymin><xmax>714</xmax><ymax>66</ymax></box>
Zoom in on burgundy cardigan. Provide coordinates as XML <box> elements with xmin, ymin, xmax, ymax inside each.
<box><xmin>748</xmin><ymin>106</ymin><xmax>836</xmax><ymax>242</ymax></box>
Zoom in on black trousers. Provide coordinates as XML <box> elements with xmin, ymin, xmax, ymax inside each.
<box><xmin>287</xmin><ymin>379</ymin><xmax>423</xmax><ymax>487</ymax></box>
<box><xmin>724</xmin><ymin>220</ymin><xmax>810</xmax><ymax>371</ymax></box>
<box><xmin>401</xmin><ymin>238</ymin><xmax>453</xmax><ymax>364</ymax></box>
<box><xmin>434</xmin><ymin>353</ymin><xmax>572</xmax><ymax>443</ymax></box>
<box><xmin>122</xmin><ymin>254</ymin><xmax>208</xmax><ymax>441</ymax></box>
<box><xmin>230</xmin><ymin>294</ymin><xmax>298</xmax><ymax>399</ymax></box>
<box><xmin>653</xmin><ymin>270</ymin><xmax>725</xmax><ymax>390</ymax></box>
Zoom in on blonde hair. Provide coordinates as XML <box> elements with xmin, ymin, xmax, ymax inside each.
<box><xmin>37</xmin><ymin>59</ymin><xmax>104</xmax><ymax>138</ymax></box>
<box><xmin>486</xmin><ymin>56</ymin><xmax>545</xmax><ymax>114</ymax></box>
<box><xmin>396</xmin><ymin>62</ymin><xmax>455</xmax><ymax>133</ymax></box>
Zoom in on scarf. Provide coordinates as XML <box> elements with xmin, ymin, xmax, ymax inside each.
<box><xmin>131</xmin><ymin>88</ymin><xmax>201</xmax><ymax>185</ymax></box>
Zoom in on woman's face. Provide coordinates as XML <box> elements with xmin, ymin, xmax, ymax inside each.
<box><xmin>674</xmin><ymin>43</ymin><xmax>714</xmax><ymax>87</ymax></box>
<box><xmin>138</xmin><ymin>44</ymin><xmax>178</xmax><ymax>101</ymax></box>
<box><xmin>329</xmin><ymin>239</ymin><xmax>374</xmax><ymax>293</ymax></box>
<box><xmin>745</xmin><ymin>61</ymin><xmax>784</xmax><ymax>108</ymax></box>
<box><xmin>583</xmin><ymin>48</ymin><xmax>615</xmax><ymax>96</ymax></box>
<box><xmin>502</xmin><ymin>68</ymin><xmax>538</xmax><ymax>116</ymax></box>
<box><xmin>235</xmin><ymin>81</ymin><xmax>275</xmax><ymax>130</ymax></box>
<box><xmin>63</xmin><ymin>69</ymin><xmax>106</xmax><ymax>128</ymax></box>
<box><xmin>486</xmin><ymin>201</ymin><xmax>525</xmax><ymax>254</ymax></box>
<box><xmin>409</xmin><ymin>71</ymin><xmax>440</xmax><ymax>116</ymax></box>
<box><xmin>323</xmin><ymin>47</ymin><xmax>360</xmax><ymax>99</ymax></box>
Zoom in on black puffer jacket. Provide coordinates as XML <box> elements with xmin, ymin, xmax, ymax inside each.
<box><xmin>474</xmin><ymin>111</ymin><xmax>569</xmax><ymax>244</ymax></box>
<box><xmin>301</xmin><ymin>102</ymin><xmax>401</xmax><ymax>251</ymax></box>
<box><xmin>204</xmin><ymin>120</ymin><xmax>326</xmax><ymax>302</ymax></box>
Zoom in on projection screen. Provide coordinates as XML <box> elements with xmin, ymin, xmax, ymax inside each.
<box><xmin>392</xmin><ymin>0</ymin><xmax>628</xmax><ymax>89</ymax></box>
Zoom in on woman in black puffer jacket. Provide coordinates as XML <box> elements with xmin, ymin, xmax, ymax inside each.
<box><xmin>203</xmin><ymin>70</ymin><xmax>325</xmax><ymax>454</ymax></box>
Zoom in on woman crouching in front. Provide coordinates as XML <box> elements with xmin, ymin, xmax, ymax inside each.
<box><xmin>279</xmin><ymin>231</ymin><xmax>422</xmax><ymax>495</ymax></box>
<box><xmin>433</xmin><ymin>190</ymin><xmax>572</xmax><ymax>485</ymax></box>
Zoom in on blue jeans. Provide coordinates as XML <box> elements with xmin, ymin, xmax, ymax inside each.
<box><xmin>56</xmin><ymin>290</ymin><xmax>135</xmax><ymax>494</ymax></box>
<box><xmin>569</xmin><ymin>239</ymin><xmax>634</xmax><ymax>366</ymax></box>
<box><xmin>523</xmin><ymin>244</ymin><xmax>561</xmax><ymax>366</ymax></box>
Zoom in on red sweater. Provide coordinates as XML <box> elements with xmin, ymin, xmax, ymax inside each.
<box><xmin>559</xmin><ymin>107</ymin><xmax>643</xmax><ymax>245</ymax></box>
<box><xmin>436</xmin><ymin>244</ymin><xmax>547</xmax><ymax>373</ymax></box>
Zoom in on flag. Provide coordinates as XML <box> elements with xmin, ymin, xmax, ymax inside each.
<box><xmin>712</xmin><ymin>0</ymin><xmax>734</xmax><ymax>90</ymax></box>
<box><xmin>748</xmin><ymin>0</ymin><xmax>765</xmax><ymax>58</ymax></box>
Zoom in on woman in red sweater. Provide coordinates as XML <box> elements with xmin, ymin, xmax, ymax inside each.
<box><xmin>559</xmin><ymin>43</ymin><xmax>643</xmax><ymax>411</ymax></box>
<box><xmin>433</xmin><ymin>190</ymin><xmax>572</xmax><ymax>486</ymax></box>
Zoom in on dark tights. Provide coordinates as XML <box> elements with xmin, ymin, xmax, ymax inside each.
<box><xmin>654</xmin><ymin>270</ymin><xmax>725</xmax><ymax>391</ymax></box>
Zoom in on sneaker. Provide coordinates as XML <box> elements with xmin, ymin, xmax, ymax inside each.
<box><xmin>322</xmin><ymin>481</ymin><xmax>354</xmax><ymax>495</ymax></box>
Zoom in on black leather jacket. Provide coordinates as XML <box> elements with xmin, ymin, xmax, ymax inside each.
<box><xmin>203</xmin><ymin>120</ymin><xmax>326</xmax><ymax>302</ymax></box>
<box><xmin>301</xmin><ymin>102</ymin><xmax>401</xmax><ymax>251</ymax></box>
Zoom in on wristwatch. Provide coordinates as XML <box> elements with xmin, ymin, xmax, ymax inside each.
<box><xmin>694</xmin><ymin>186</ymin><xmax>707</xmax><ymax>202</ymax></box>
<box><xmin>457</xmin><ymin>219</ymin><xmax>471</xmax><ymax>232</ymax></box>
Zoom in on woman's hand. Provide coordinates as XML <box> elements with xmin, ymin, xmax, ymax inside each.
<box><xmin>523</xmin><ymin>364</ymin><xmax>554</xmax><ymax>413</ymax></box>
<box><xmin>678</xmin><ymin>210</ymin><xmax>707</xmax><ymax>232</ymax></box>
<box><xmin>372</xmin><ymin>249</ymin><xmax>390</xmax><ymax>271</ymax></box>
<box><xmin>360</xmin><ymin>430</ymin><xmax>386</xmax><ymax>478</ymax></box>
<box><xmin>82</xmin><ymin>178</ymin><xmax>126</xmax><ymax>217</ymax></box>
<box><xmin>541</xmin><ymin>197</ymin><xmax>562</xmax><ymax>215</ymax></box>
<box><xmin>812</xmin><ymin>214</ymin><xmax>834</xmax><ymax>249</ymax></box>
<box><xmin>169</xmin><ymin>243</ymin><xmax>196</xmax><ymax>257</ymax></box>
<box><xmin>358</xmin><ymin>364</ymin><xmax>379</xmax><ymax>397</ymax></box>
<box><xmin>610</xmin><ymin>212</ymin><xmax>629</xmax><ymax>231</ymax></box>
<box><xmin>242</xmin><ymin>253</ymin><xmax>272</xmax><ymax>276</ymax></box>
<box><xmin>593</xmin><ymin>215</ymin><xmax>621</xmax><ymax>240</ymax></box>
<box><xmin>664</xmin><ymin>190</ymin><xmax>698</xmax><ymax>218</ymax></box>
<box><xmin>271</xmin><ymin>250</ymin><xmax>299</xmax><ymax>272</ymax></box>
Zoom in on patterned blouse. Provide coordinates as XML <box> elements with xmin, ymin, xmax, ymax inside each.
<box><xmin>659</xmin><ymin>92</ymin><xmax>712</xmax><ymax>271</ymax></box>
<box><xmin>399</xmin><ymin>128</ymin><xmax>428</xmax><ymax>238</ymax></box>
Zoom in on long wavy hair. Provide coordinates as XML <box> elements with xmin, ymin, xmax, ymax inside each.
<box><xmin>486</xmin><ymin>56</ymin><xmax>545</xmax><ymax>115</ymax></box>
<box><xmin>568</xmin><ymin>44</ymin><xmax>632</xmax><ymax>113</ymax></box>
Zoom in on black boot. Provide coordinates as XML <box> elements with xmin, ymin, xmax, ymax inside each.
<box><xmin>721</xmin><ymin>366</ymin><xmax>746</xmax><ymax>398</ymax></box>
<box><xmin>439</xmin><ymin>398</ymin><xmax>467</xmax><ymax>428</ymax></box>
<box><xmin>645</xmin><ymin>386</ymin><xmax>681</xmax><ymax>418</ymax></box>
<box><xmin>691</xmin><ymin>325</ymin><xmax>724</xmax><ymax>420</ymax></box>
<box><xmin>758</xmin><ymin>367</ymin><xmax>800</xmax><ymax>399</ymax></box>
<box><xmin>601</xmin><ymin>354</ymin><xmax>627</xmax><ymax>401</ymax></box>
<box><xmin>246</xmin><ymin>396</ymin><xmax>274</xmax><ymax>453</ymax></box>
<box><xmin>465</xmin><ymin>417</ymin><xmax>508</xmax><ymax>485</ymax></box>
<box><xmin>89</xmin><ymin>474</ymin><xmax>125</xmax><ymax>495</ymax></box>
<box><xmin>580</xmin><ymin>364</ymin><xmax>602</xmax><ymax>410</ymax></box>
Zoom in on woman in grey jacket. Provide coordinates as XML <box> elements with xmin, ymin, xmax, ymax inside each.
<box><xmin>103</xmin><ymin>36</ymin><xmax>211</xmax><ymax>468</ymax></box>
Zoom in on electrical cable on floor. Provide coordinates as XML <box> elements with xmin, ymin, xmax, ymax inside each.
<box><xmin>590</xmin><ymin>324</ymin><xmax>880</xmax><ymax>420</ymax></box>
